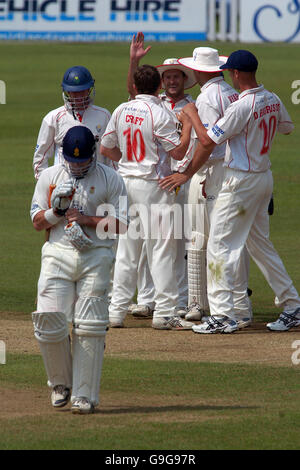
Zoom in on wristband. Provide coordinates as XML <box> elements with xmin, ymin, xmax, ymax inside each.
<box><xmin>44</xmin><ymin>208</ymin><xmax>62</xmax><ymax>226</ymax></box>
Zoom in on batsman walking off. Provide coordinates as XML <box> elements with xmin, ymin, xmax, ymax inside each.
<box><xmin>30</xmin><ymin>126</ymin><xmax>128</xmax><ymax>414</ymax></box>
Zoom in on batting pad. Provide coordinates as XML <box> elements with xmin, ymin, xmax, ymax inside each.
<box><xmin>32</xmin><ymin>311</ymin><xmax>72</xmax><ymax>389</ymax></box>
<box><xmin>187</xmin><ymin>249</ymin><xmax>209</xmax><ymax>310</ymax></box>
<box><xmin>73</xmin><ymin>296</ymin><xmax>108</xmax><ymax>336</ymax></box>
<box><xmin>72</xmin><ymin>296</ymin><xmax>107</xmax><ymax>405</ymax></box>
<box><xmin>71</xmin><ymin>334</ymin><xmax>105</xmax><ymax>406</ymax></box>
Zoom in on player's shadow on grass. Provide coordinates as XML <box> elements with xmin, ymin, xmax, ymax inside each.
<box><xmin>93</xmin><ymin>404</ymin><xmax>259</xmax><ymax>414</ymax></box>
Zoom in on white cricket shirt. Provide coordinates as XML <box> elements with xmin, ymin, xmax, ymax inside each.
<box><xmin>159</xmin><ymin>92</ymin><xmax>195</xmax><ymax>173</ymax></box>
<box><xmin>195</xmin><ymin>77</ymin><xmax>239</xmax><ymax>161</ymax></box>
<box><xmin>207</xmin><ymin>85</ymin><xmax>294</xmax><ymax>172</ymax></box>
<box><xmin>101</xmin><ymin>94</ymin><xmax>182</xmax><ymax>180</ymax></box>
<box><xmin>33</xmin><ymin>104</ymin><xmax>113</xmax><ymax>179</ymax></box>
<box><xmin>30</xmin><ymin>163</ymin><xmax>128</xmax><ymax>249</ymax></box>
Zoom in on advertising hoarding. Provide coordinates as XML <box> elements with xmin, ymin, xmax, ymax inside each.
<box><xmin>0</xmin><ymin>0</ymin><xmax>207</xmax><ymax>41</ymax></box>
<box><xmin>240</xmin><ymin>0</ymin><xmax>300</xmax><ymax>43</ymax></box>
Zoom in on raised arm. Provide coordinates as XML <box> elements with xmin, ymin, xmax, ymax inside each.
<box><xmin>127</xmin><ymin>32</ymin><xmax>152</xmax><ymax>99</ymax></box>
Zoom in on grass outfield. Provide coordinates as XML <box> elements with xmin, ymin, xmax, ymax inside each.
<box><xmin>0</xmin><ymin>41</ymin><xmax>300</xmax><ymax>450</ymax></box>
<box><xmin>1</xmin><ymin>353</ymin><xmax>300</xmax><ymax>450</ymax></box>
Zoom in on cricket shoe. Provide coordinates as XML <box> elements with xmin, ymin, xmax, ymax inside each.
<box><xmin>175</xmin><ymin>307</ymin><xmax>188</xmax><ymax>318</ymax></box>
<box><xmin>192</xmin><ymin>316</ymin><xmax>238</xmax><ymax>334</ymax></box>
<box><xmin>152</xmin><ymin>316</ymin><xmax>194</xmax><ymax>330</ymax></box>
<box><xmin>127</xmin><ymin>304</ymin><xmax>137</xmax><ymax>314</ymax></box>
<box><xmin>109</xmin><ymin>318</ymin><xmax>124</xmax><ymax>328</ymax></box>
<box><xmin>51</xmin><ymin>385</ymin><xmax>71</xmax><ymax>408</ymax></box>
<box><xmin>132</xmin><ymin>305</ymin><xmax>154</xmax><ymax>318</ymax></box>
<box><xmin>71</xmin><ymin>397</ymin><xmax>94</xmax><ymax>415</ymax></box>
<box><xmin>185</xmin><ymin>302</ymin><xmax>206</xmax><ymax>321</ymax></box>
<box><xmin>236</xmin><ymin>317</ymin><xmax>252</xmax><ymax>329</ymax></box>
<box><xmin>267</xmin><ymin>308</ymin><xmax>300</xmax><ymax>332</ymax></box>
<box><xmin>201</xmin><ymin>314</ymin><xmax>252</xmax><ymax>329</ymax></box>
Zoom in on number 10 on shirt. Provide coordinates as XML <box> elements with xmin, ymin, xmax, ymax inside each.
<box><xmin>123</xmin><ymin>127</ymin><xmax>146</xmax><ymax>162</ymax></box>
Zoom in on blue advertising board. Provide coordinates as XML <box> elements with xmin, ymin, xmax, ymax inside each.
<box><xmin>0</xmin><ymin>0</ymin><xmax>207</xmax><ymax>41</ymax></box>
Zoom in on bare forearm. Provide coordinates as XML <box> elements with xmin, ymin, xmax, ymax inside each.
<box><xmin>183</xmin><ymin>103</ymin><xmax>212</xmax><ymax>147</ymax></box>
<box><xmin>127</xmin><ymin>58</ymin><xmax>139</xmax><ymax>99</ymax></box>
<box><xmin>100</xmin><ymin>145</ymin><xmax>122</xmax><ymax>162</ymax></box>
<box><xmin>66</xmin><ymin>210</ymin><xmax>128</xmax><ymax>235</ymax></box>
<box><xmin>184</xmin><ymin>141</ymin><xmax>216</xmax><ymax>179</ymax></box>
<box><xmin>170</xmin><ymin>125</ymin><xmax>192</xmax><ymax>161</ymax></box>
<box><xmin>33</xmin><ymin>210</ymin><xmax>62</xmax><ymax>231</ymax></box>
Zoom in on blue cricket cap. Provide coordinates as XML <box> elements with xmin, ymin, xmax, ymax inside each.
<box><xmin>220</xmin><ymin>50</ymin><xmax>258</xmax><ymax>72</ymax></box>
<box><xmin>62</xmin><ymin>126</ymin><xmax>96</xmax><ymax>163</ymax></box>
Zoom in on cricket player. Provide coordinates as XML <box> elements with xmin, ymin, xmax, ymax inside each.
<box><xmin>159</xmin><ymin>47</ymin><xmax>252</xmax><ymax>328</ymax></box>
<box><xmin>30</xmin><ymin>126</ymin><xmax>128</xmax><ymax>414</ymax></box>
<box><xmin>162</xmin><ymin>50</ymin><xmax>300</xmax><ymax>333</ymax></box>
<box><xmin>33</xmin><ymin>65</ymin><xmax>114</xmax><ymax>180</ymax></box>
<box><xmin>126</xmin><ymin>32</ymin><xmax>197</xmax><ymax>319</ymax></box>
<box><xmin>100</xmin><ymin>64</ymin><xmax>194</xmax><ymax>330</ymax></box>
<box><xmin>178</xmin><ymin>47</ymin><xmax>251</xmax><ymax>328</ymax></box>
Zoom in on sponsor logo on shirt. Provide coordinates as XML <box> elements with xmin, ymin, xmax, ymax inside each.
<box><xmin>211</xmin><ymin>125</ymin><xmax>224</xmax><ymax>137</ymax></box>
<box><xmin>31</xmin><ymin>203</ymin><xmax>39</xmax><ymax>212</ymax></box>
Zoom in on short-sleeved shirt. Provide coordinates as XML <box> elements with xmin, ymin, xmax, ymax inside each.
<box><xmin>101</xmin><ymin>94</ymin><xmax>182</xmax><ymax>180</ymax></box>
<box><xmin>30</xmin><ymin>163</ymin><xmax>128</xmax><ymax>249</ymax></box>
<box><xmin>207</xmin><ymin>85</ymin><xmax>294</xmax><ymax>172</ymax></box>
<box><xmin>194</xmin><ymin>77</ymin><xmax>239</xmax><ymax>161</ymax></box>
<box><xmin>33</xmin><ymin>104</ymin><xmax>113</xmax><ymax>179</ymax></box>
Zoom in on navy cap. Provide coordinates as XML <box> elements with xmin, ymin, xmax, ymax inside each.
<box><xmin>220</xmin><ymin>50</ymin><xmax>258</xmax><ymax>72</ymax></box>
<box><xmin>62</xmin><ymin>126</ymin><xmax>96</xmax><ymax>163</ymax></box>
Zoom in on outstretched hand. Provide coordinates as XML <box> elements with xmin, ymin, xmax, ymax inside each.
<box><xmin>130</xmin><ymin>32</ymin><xmax>152</xmax><ymax>62</ymax></box>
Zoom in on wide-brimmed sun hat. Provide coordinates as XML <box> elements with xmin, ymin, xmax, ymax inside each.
<box><xmin>178</xmin><ymin>47</ymin><xmax>228</xmax><ymax>73</ymax></box>
<box><xmin>156</xmin><ymin>58</ymin><xmax>197</xmax><ymax>89</ymax></box>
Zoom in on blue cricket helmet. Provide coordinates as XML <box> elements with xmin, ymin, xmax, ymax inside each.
<box><xmin>61</xmin><ymin>65</ymin><xmax>95</xmax><ymax>92</ymax></box>
<box><xmin>63</xmin><ymin>126</ymin><xmax>96</xmax><ymax>163</ymax></box>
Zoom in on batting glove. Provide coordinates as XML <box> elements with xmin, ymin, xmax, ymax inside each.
<box><xmin>51</xmin><ymin>180</ymin><xmax>74</xmax><ymax>216</ymax></box>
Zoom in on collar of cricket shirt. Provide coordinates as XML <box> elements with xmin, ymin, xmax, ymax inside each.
<box><xmin>160</xmin><ymin>92</ymin><xmax>194</xmax><ymax>106</ymax></box>
<box><xmin>201</xmin><ymin>76</ymin><xmax>225</xmax><ymax>92</ymax></box>
<box><xmin>135</xmin><ymin>94</ymin><xmax>161</xmax><ymax>104</ymax></box>
<box><xmin>239</xmin><ymin>84</ymin><xmax>265</xmax><ymax>99</ymax></box>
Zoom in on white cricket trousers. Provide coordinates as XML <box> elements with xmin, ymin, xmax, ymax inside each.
<box><xmin>37</xmin><ymin>242</ymin><xmax>114</xmax><ymax>321</ymax></box>
<box><xmin>109</xmin><ymin>177</ymin><xmax>178</xmax><ymax>321</ymax></box>
<box><xmin>207</xmin><ymin>168</ymin><xmax>300</xmax><ymax>319</ymax></box>
<box><xmin>136</xmin><ymin>182</ymin><xmax>189</xmax><ymax>310</ymax></box>
<box><xmin>188</xmin><ymin>160</ymin><xmax>250</xmax><ymax>317</ymax></box>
